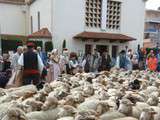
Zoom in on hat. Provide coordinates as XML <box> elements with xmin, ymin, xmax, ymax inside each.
<box><xmin>27</xmin><ymin>42</ymin><xmax>35</xmax><ymax>47</ymax></box>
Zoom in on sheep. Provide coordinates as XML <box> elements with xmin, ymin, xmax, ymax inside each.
<box><xmin>77</xmin><ymin>100</ymin><xmax>110</xmax><ymax>115</ymax></box>
<box><xmin>117</xmin><ymin>98</ymin><xmax>149</xmax><ymax>118</ymax></box>
<box><xmin>22</xmin><ymin>98</ymin><xmax>43</xmax><ymax>112</ymax></box>
<box><xmin>7</xmin><ymin>85</ymin><xmax>37</xmax><ymax>98</ymax></box>
<box><xmin>75</xmin><ymin>110</ymin><xmax>99</xmax><ymax>120</ymax></box>
<box><xmin>139</xmin><ymin>108</ymin><xmax>157</xmax><ymax>120</ymax></box>
<box><xmin>57</xmin><ymin>117</ymin><xmax>74</xmax><ymax>120</ymax></box>
<box><xmin>118</xmin><ymin>98</ymin><xmax>133</xmax><ymax>116</ymax></box>
<box><xmin>41</xmin><ymin>95</ymin><xmax>58</xmax><ymax>111</ymax></box>
<box><xmin>26</xmin><ymin>108</ymin><xmax>61</xmax><ymax>120</ymax></box>
<box><xmin>100</xmin><ymin>111</ymin><xmax>125</xmax><ymax>120</ymax></box>
<box><xmin>113</xmin><ymin>117</ymin><xmax>138</xmax><ymax>120</ymax></box>
<box><xmin>147</xmin><ymin>94</ymin><xmax>159</xmax><ymax>106</ymax></box>
<box><xmin>57</xmin><ymin>105</ymin><xmax>76</xmax><ymax>118</ymax></box>
<box><xmin>2</xmin><ymin>107</ymin><xmax>28</xmax><ymax>120</ymax></box>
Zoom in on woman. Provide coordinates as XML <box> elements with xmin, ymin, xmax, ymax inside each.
<box><xmin>69</xmin><ymin>52</ymin><xmax>79</xmax><ymax>75</ymax></box>
<box><xmin>147</xmin><ymin>53</ymin><xmax>158</xmax><ymax>72</ymax></box>
<box><xmin>48</xmin><ymin>49</ymin><xmax>61</xmax><ymax>82</ymax></box>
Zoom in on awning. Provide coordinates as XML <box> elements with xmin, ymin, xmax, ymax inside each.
<box><xmin>0</xmin><ymin>34</ymin><xmax>27</xmax><ymax>41</ymax></box>
<box><xmin>74</xmin><ymin>31</ymin><xmax>136</xmax><ymax>42</ymax></box>
<box><xmin>28</xmin><ymin>28</ymin><xmax>52</xmax><ymax>39</ymax></box>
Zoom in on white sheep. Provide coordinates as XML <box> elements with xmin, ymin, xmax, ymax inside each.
<box><xmin>100</xmin><ymin>111</ymin><xmax>125</xmax><ymax>120</ymax></box>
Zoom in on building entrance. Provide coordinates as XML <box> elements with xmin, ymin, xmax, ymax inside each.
<box><xmin>96</xmin><ymin>45</ymin><xmax>109</xmax><ymax>55</ymax></box>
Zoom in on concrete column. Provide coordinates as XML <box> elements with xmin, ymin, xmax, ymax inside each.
<box><xmin>109</xmin><ymin>44</ymin><xmax>112</xmax><ymax>57</ymax></box>
<box><xmin>101</xmin><ymin>0</ymin><xmax>108</xmax><ymax>31</ymax></box>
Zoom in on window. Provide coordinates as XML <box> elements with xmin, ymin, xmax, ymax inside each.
<box><xmin>31</xmin><ymin>16</ymin><xmax>33</xmax><ymax>33</ymax></box>
<box><xmin>38</xmin><ymin>11</ymin><xmax>40</xmax><ymax>30</ymax></box>
<box><xmin>106</xmin><ymin>0</ymin><xmax>121</xmax><ymax>30</ymax></box>
<box><xmin>85</xmin><ymin>0</ymin><xmax>102</xmax><ymax>28</ymax></box>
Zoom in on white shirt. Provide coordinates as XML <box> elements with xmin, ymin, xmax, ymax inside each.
<box><xmin>18</xmin><ymin>53</ymin><xmax>44</xmax><ymax>74</ymax></box>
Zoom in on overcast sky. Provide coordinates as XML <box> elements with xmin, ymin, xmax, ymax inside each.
<box><xmin>146</xmin><ymin>0</ymin><xmax>160</xmax><ymax>10</ymax></box>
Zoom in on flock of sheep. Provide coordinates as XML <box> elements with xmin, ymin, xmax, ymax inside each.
<box><xmin>0</xmin><ymin>69</ymin><xmax>160</xmax><ymax>120</ymax></box>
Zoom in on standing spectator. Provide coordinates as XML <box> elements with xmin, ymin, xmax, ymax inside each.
<box><xmin>147</xmin><ymin>53</ymin><xmax>158</xmax><ymax>72</ymax></box>
<box><xmin>48</xmin><ymin>49</ymin><xmax>61</xmax><ymax>82</ymax></box>
<box><xmin>60</xmin><ymin>48</ymin><xmax>69</xmax><ymax>74</ymax></box>
<box><xmin>138</xmin><ymin>48</ymin><xmax>145</xmax><ymax>70</ymax></box>
<box><xmin>131</xmin><ymin>53</ymin><xmax>139</xmax><ymax>70</ymax></box>
<box><xmin>69</xmin><ymin>52</ymin><xmax>79</xmax><ymax>75</ymax></box>
<box><xmin>11</xmin><ymin>46</ymin><xmax>23</xmax><ymax>71</ymax></box>
<box><xmin>18</xmin><ymin>42</ymin><xmax>44</xmax><ymax>86</ymax></box>
<box><xmin>7</xmin><ymin>46</ymin><xmax>23</xmax><ymax>86</ymax></box>
<box><xmin>126</xmin><ymin>49</ymin><xmax>133</xmax><ymax>71</ymax></box>
<box><xmin>2</xmin><ymin>53</ymin><xmax>11</xmax><ymax>72</ymax></box>
<box><xmin>91</xmin><ymin>49</ymin><xmax>100</xmax><ymax>73</ymax></box>
<box><xmin>82</xmin><ymin>53</ymin><xmax>92</xmax><ymax>73</ymax></box>
<box><xmin>127</xmin><ymin>49</ymin><xmax>133</xmax><ymax>60</ymax></box>
<box><xmin>37</xmin><ymin>46</ymin><xmax>47</xmax><ymax>66</ymax></box>
<box><xmin>98</xmin><ymin>51</ymin><xmax>111</xmax><ymax>71</ymax></box>
<box><xmin>157</xmin><ymin>50</ymin><xmax>160</xmax><ymax>72</ymax></box>
<box><xmin>116</xmin><ymin>50</ymin><xmax>128</xmax><ymax>70</ymax></box>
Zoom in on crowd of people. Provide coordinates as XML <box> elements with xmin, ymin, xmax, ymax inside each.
<box><xmin>0</xmin><ymin>42</ymin><xmax>159</xmax><ymax>89</ymax></box>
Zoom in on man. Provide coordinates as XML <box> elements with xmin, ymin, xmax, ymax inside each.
<box><xmin>91</xmin><ymin>49</ymin><xmax>100</xmax><ymax>72</ymax></box>
<box><xmin>59</xmin><ymin>48</ymin><xmax>69</xmax><ymax>73</ymax></box>
<box><xmin>98</xmin><ymin>50</ymin><xmax>111</xmax><ymax>71</ymax></box>
<box><xmin>37</xmin><ymin>46</ymin><xmax>47</xmax><ymax>66</ymax></box>
<box><xmin>116</xmin><ymin>50</ymin><xmax>131</xmax><ymax>70</ymax></box>
<box><xmin>11</xmin><ymin>46</ymin><xmax>23</xmax><ymax>71</ymax></box>
<box><xmin>7</xmin><ymin>46</ymin><xmax>23</xmax><ymax>86</ymax></box>
<box><xmin>18</xmin><ymin>43</ymin><xmax>44</xmax><ymax>86</ymax></box>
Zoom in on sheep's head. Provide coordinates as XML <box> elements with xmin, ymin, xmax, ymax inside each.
<box><xmin>139</xmin><ymin>108</ymin><xmax>157</xmax><ymax>120</ymax></box>
<box><xmin>7</xmin><ymin>107</ymin><xmax>28</xmax><ymax>120</ymax></box>
<box><xmin>63</xmin><ymin>95</ymin><xmax>76</xmax><ymax>107</ymax></box>
<box><xmin>96</xmin><ymin>101</ymin><xmax>111</xmax><ymax>115</ymax></box>
<box><xmin>25</xmin><ymin>99</ymin><xmax>43</xmax><ymax>111</ymax></box>
<box><xmin>43</xmin><ymin>83</ymin><xmax>53</xmax><ymax>93</ymax></box>
<box><xmin>58</xmin><ymin>105</ymin><xmax>77</xmax><ymax>118</ymax></box>
<box><xmin>83</xmin><ymin>85</ymin><xmax>94</xmax><ymax>97</ymax></box>
<box><xmin>118</xmin><ymin>98</ymin><xmax>133</xmax><ymax>115</ymax></box>
<box><xmin>41</xmin><ymin>96</ymin><xmax>58</xmax><ymax>111</ymax></box>
<box><xmin>147</xmin><ymin>95</ymin><xmax>159</xmax><ymax>106</ymax></box>
<box><xmin>0</xmin><ymin>88</ymin><xmax>6</xmax><ymax>97</ymax></box>
<box><xmin>75</xmin><ymin>110</ymin><xmax>98</xmax><ymax>120</ymax></box>
<box><xmin>73</xmin><ymin>92</ymin><xmax>85</xmax><ymax>103</ymax></box>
